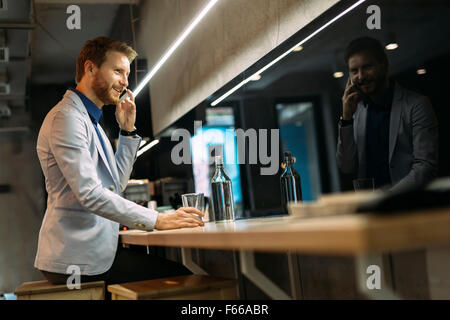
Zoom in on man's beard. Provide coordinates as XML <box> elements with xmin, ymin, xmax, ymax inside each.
<box><xmin>359</xmin><ymin>74</ymin><xmax>386</xmax><ymax>96</ymax></box>
<box><xmin>92</xmin><ymin>73</ymin><xmax>118</xmax><ymax>105</ymax></box>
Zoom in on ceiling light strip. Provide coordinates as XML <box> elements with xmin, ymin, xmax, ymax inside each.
<box><xmin>139</xmin><ymin>140</ymin><xmax>147</xmax><ymax>148</ymax></box>
<box><xmin>211</xmin><ymin>0</ymin><xmax>366</xmax><ymax>106</ymax></box>
<box><xmin>130</xmin><ymin>0</ymin><xmax>219</xmax><ymax>99</ymax></box>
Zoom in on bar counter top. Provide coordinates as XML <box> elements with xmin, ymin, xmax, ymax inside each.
<box><xmin>120</xmin><ymin>206</ymin><xmax>450</xmax><ymax>255</ymax></box>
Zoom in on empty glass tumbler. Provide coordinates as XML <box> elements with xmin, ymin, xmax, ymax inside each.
<box><xmin>181</xmin><ymin>193</ymin><xmax>205</xmax><ymax>213</ymax></box>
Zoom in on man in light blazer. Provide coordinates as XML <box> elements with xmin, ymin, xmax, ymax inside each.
<box><xmin>35</xmin><ymin>37</ymin><xmax>204</xmax><ymax>286</ymax></box>
<box><xmin>336</xmin><ymin>37</ymin><xmax>438</xmax><ymax>191</ymax></box>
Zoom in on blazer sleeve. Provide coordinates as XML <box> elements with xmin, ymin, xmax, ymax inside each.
<box><xmin>115</xmin><ymin>134</ymin><xmax>141</xmax><ymax>193</ymax></box>
<box><xmin>336</xmin><ymin>123</ymin><xmax>358</xmax><ymax>174</ymax></box>
<box><xmin>391</xmin><ymin>96</ymin><xmax>439</xmax><ymax>191</ymax></box>
<box><xmin>49</xmin><ymin>109</ymin><xmax>158</xmax><ymax>231</ymax></box>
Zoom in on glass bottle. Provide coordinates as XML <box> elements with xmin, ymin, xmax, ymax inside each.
<box><xmin>280</xmin><ymin>151</ymin><xmax>302</xmax><ymax>214</ymax></box>
<box><xmin>211</xmin><ymin>155</ymin><xmax>235</xmax><ymax>222</ymax></box>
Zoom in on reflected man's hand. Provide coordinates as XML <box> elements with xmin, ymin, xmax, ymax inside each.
<box><xmin>342</xmin><ymin>77</ymin><xmax>359</xmax><ymax>120</ymax></box>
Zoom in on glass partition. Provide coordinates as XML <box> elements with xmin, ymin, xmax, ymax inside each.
<box><xmin>155</xmin><ymin>0</ymin><xmax>450</xmax><ymax>218</ymax></box>
<box><xmin>202</xmin><ymin>0</ymin><xmax>450</xmax><ymax>216</ymax></box>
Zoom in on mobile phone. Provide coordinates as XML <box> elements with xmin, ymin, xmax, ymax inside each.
<box><xmin>119</xmin><ymin>90</ymin><xmax>129</xmax><ymax>103</ymax></box>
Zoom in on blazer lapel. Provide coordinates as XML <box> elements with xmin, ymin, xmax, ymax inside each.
<box><xmin>87</xmin><ymin>120</ymin><xmax>116</xmax><ymax>181</ymax></box>
<box><xmin>97</xmin><ymin>124</ymin><xmax>120</xmax><ymax>187</ymax></box>
<box><xmin>389</xmin><ymin>83</ymin><xmax>404</xmax><ymax>163</ymax></box>
<box><xmin>64</xmin><ymin>90</ymin><xmax>116</xmax><ymax>182</ymax></box>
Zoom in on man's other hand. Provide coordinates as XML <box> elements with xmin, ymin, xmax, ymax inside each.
<box><xmin>155</xmin><ymin>207</ymin><xmax>205</xmax><ymax>230</ymax></box>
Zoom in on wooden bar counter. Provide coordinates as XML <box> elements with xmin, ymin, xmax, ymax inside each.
<box><xmin>120</xmin><ymin>207</ymin><xmax>450</xmax><ymax>255</ymax></box>
<box><xmin>120</xmin><ymin>190</ymin><xmax>450</xmax><ymax>299</ymax></box>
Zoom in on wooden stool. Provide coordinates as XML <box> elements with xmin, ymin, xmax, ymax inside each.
<box><xmin>14</xmin><ymin>280</ymin><xmax>105</xmax><ymax>300</ymax></box>
<box><xmin>107</xmin><ymin>275</ymin><xmax>237</xmax><ymax>300</ymax></box>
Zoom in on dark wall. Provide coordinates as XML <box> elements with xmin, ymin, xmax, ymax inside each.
<box><xmin>30</xmin><ymin>83</ymin><xmax>72</xmax><ymax>134</ymax></box>
<box><xmin>133</xmin><ymin>137</ymin><xmax>194</xmax><ymax>182</ymax></box>
<box><xmin>238</xmin><ymin>97</ymin><xmax>283</xmax><ymax>216</ymax></box>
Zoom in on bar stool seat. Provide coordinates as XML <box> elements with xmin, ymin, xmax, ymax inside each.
<box><xmin>107</xmin><ymin>275</ymin><xmax>237</xmax><ymax>300</ymax></box>
<box><xmin>14</xmin><ymin>280</ymin><xmax>105</xmax><ymax>300</ymax></box>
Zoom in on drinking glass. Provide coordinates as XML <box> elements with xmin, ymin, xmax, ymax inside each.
<box><xmin>353</xmin><ymin>178</ymin><xmax>375</xmax><ymax>191</ymax></box>
<box><xmin>181</xmin><ymin>193</ymin><xmax>205</xmax><ymax>214</ymax></box>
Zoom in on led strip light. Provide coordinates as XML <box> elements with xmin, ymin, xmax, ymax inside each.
<box><xmin>120</xmin><ymin>0</ymin><xmax>220</xmax><ymax>103</ymax></box>
<box><xmin>137</xmin><ymin>139</ymin><xmax>160</xmax><ymax>157</ymax></box>
<box><xmin>210</xmin><ymin>0</ymin><xmax>367</xmax><ymax>106</ymax></box>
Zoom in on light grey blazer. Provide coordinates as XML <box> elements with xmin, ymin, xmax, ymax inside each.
<box><xmin>35</xmin><ymin>90</ymin><xmax>158</xmax><ymax>275</ymax></box>
<box><xmin>336</xmin><ymin>83</ymin><xmax>439</xmax><ymax>191</ymax></box>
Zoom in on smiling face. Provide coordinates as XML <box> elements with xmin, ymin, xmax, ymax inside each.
<box><xmin>348</xmin><ymin>51</ymin><xmax>388</xmax><ymax>97</ymax></box>
<box><xmin>90</xmin><ymin>51</ymin><xmax>130</xmax><ymax>105</ymax></box>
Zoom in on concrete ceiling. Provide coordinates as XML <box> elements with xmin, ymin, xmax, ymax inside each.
<box><xmin>31</xmin><ymin>1</ymin><xmax>135</xmax><ymax>84</ymax></box>
<box><xmin>3</xmin><ymin>0</ymin><xmax>448</xmax><ymax>128</ymax></box>
<box><xmin>239</xmin><ymin>0</ymin><xmax>450</xmax><ymax>93</ymax></box>
<box><xmin>35</xmin><ymin>0</ymin><xmax>138</xmax><ymax>3</ymax></box>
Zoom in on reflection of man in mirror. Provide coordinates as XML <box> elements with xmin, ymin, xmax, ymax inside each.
<box><xmin>336</xmin><ymin>37</ymin><xmax>438</xmax><ymax>191</ymax></box>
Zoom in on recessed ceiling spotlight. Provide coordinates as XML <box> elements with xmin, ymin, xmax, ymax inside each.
<box><xmin>333</xmin><ymin>71</ymin><xmax>344</xmax><ymax>78</ymax></box>
<box><xmin>250</xmin><ymin>74</ymin><xmax>261</xmax><ymax>81</ymax></box>
<box><xmin>293</xmin><ymin>45</ymin><xmax>303</xmax><ymax>52</ymax></box>
<box><xmin>385</xmin><ymin>43</ymin><xmax>399</xmax><ymax>50</ymax></box>
<box><xmin>417</xmin><ymin>68</ymin><xmax>426</xmax><ymax>75</ymax></box>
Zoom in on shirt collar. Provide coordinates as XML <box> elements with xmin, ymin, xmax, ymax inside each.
<box><xmin>70</xmin><ymin>88</ymin><xmax>103</xmax><ymax>124</ymax></box>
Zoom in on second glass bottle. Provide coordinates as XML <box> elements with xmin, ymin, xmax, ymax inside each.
<box><xmin>211</xmin><ymin>155</ymin><xmax>235</xmax><ymax>222</ymax></box>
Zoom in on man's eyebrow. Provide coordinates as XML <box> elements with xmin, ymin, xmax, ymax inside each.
<box><xmin>349</xmin><ymin>63</ymin><xmax>372</xmax><ymax>71</ymax></box>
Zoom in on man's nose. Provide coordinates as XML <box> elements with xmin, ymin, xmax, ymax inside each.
<box><xmin>120</xmin><ymin>75</ymin><xmax>128</xmax><ymax>88</ymax></box>
<box><xmin>357</xmin><ymin>69</ymin><xmax>366</xmax><ymax>81</ymax></box>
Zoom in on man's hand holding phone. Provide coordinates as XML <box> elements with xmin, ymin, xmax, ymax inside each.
<box><xmin>342</xmin><ymin>77</ymin><xmax>360</xmax><ymax>120</ymax></box>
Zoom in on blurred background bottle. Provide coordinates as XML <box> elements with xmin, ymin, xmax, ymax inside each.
<box><xmin>280</xmin><ymin>151</ymin><xmax>302</xmax><ymax>214</ymax></box>
<box><xmin>211</xmin><ymin>155</ymin><xmax>235</xmax><ymax>222</ymax></box>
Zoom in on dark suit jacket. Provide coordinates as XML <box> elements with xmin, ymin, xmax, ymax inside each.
<box><xmin>336</xmin><ymin>83</ymin><xmax>439</xmax><ymax>191</ymax></box>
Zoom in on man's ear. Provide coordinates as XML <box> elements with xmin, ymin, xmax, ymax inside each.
<box><xmin>84</xmin><ymin>60</ymin><xmax>96</xmax><ymax>76</ymax></box>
